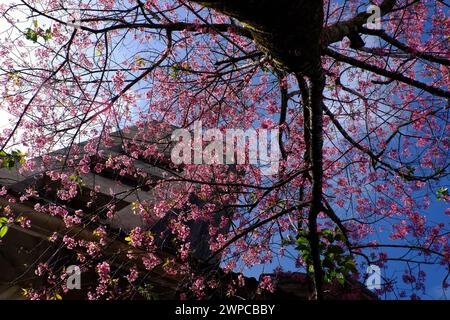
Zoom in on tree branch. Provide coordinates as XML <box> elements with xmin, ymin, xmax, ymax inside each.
<box><xmin>324</xmin><ymin>48</ymin><xmax>450</xmax><ymax>99</ymax></box>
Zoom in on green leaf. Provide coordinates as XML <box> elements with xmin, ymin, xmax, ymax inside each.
<box><xmin>302</xmin><ymin>253</ymin><xmax>310</xmax><ymax>262</ymax></box>
<box><xmin>162</xmin><ymin>258</ymin><xmax>171</xmax><ymax>268</ymax></box>
<box><xmin>69</xmin><ymin>175</ymin><xmax>84</xmax><ymax>187</ymax></box>
<box><xmin>321</xmin><ymin>229</ymin><xmax>334</xmax><ymax>241</ymax></box>
<box><xmin>42</xmin><ymin>28</ymin><xmax>52</xmax><ymax>41</ymax></box>
<box><xmin>25</xmin><ymin>28</ymin><xmax>38</xmax><ymax>42</ymax></box>
<box><xmin>0</xmin><ymin>150</ymin><xmax>26</xmax><ymax>169</ymax></box>
<box><xmin>437</xmin><ymin>187</ymin><xmax>448</xmax><ymax>201</ymax></box>
<box><xmin>0</xmin><ymin>225</ymin><xmax>8</xmax><ymax>238</ymax></box>
<box><xmin>336</xmin><ymin>273</ymin><xmax>345</xmax><ymax>285</ymax></box>
<box><xmin>137</xmin><ymin>284</ymin><xmax>158</xmax><ymax>300</ymax></box>
<box><xmin>4</xmin><ymin>157</ymin><xmax>15</xmax><ymax>169</ymax></box>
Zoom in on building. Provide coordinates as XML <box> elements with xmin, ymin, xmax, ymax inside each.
<box><xmin>0</xmin><ymin>125</ymin><xmax>375</xmax><ymax>300</ymax></box>
<box><xmin>0</xmin><ymin>124</ymin><xmax>229</xmax><ymax>298</ymax></box>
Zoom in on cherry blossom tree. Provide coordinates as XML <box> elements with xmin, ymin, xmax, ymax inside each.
<box><xmin>0</xmin><ymin>0</ymin><xmax>448</xmax><ymax>300</ymax></box>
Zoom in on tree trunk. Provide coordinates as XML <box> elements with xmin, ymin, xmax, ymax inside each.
<box><xmin>191</xmin><ymin>0</ymin><xmax>324</xmax><ymax>76</ymax></box>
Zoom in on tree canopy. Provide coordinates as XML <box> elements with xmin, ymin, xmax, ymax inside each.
<box><xmin>0</xmin><ymin>0</ymin><xmax>449</xmax><ymax>300</ymax></box>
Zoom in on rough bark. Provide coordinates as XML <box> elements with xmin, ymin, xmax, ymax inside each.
<box><xmin>191</xmin><ymin>0</ymin><xmax>324</xmax><ymax>75</ymax></box>
<box><xmin>306</xmin><ymin>72</ymin><xmax>326</xmax><ymax>300</ymax></box>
